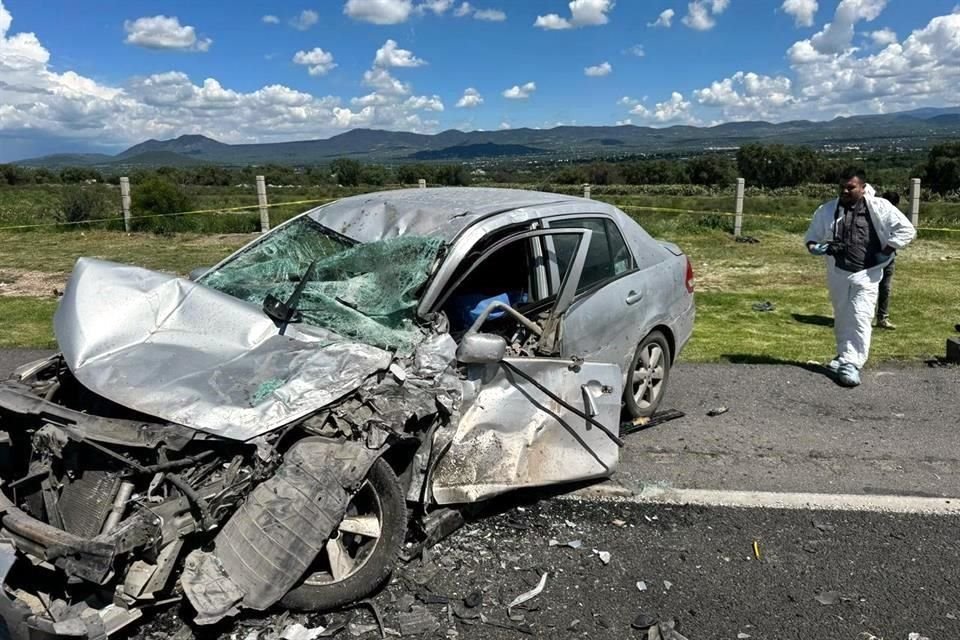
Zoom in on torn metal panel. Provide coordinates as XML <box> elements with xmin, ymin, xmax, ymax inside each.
<box><xmin>182</xmin><ymin>438</ymin><xmax>382</xmax><ymax>623</ymax></box>
<box><xmin>55</xmin><ymin>258</ymin><xmax>393</xmax><ymax>440</ymax></box>
<box><xmin>431</xmin><ymin>358</ymin><xmax>622</xmax><ymax>504</ymax></box>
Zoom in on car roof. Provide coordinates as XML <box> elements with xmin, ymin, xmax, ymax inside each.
<box><xmin>306</xmin><ymin>186</ymin><xmax>612</xmax><ymax>243</ymax></box>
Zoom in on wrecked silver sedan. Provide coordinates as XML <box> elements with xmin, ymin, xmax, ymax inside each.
<box><xmin>0</xmin><ymin>187</ymin><xmax>694</xmax><ymax>639</ymax></box>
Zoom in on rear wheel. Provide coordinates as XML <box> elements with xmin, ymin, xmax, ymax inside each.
<box><xmin>623</xmin><ymin>330</ymin><xmax>671</xmax><ymax>419</ymax></box>
<box><xmin>281</xmin><ymin>458</ymin><xmax>406</xmax><ymax>612</ymax></box>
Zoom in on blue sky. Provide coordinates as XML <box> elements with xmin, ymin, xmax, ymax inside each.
<box><xmin>1</xmin><ymin>0</ymin><xmax>959</xmax><ymax>160</ymax></box>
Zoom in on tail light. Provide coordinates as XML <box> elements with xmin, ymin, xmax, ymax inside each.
<box><xmin>685</xmin><ymin>256</ymin><xmax>695</xmax><ymax>293</ymax></box>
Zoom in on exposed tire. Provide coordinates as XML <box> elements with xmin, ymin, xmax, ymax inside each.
<box><xmin>623</xmin><ymin>330</ymin><xmax>671</xmax><ymax>419</ymax></box>
<box><xmin>281</xmin><ymin>457</ymin><xmax>406</xmax><ymax>612</ymax></box>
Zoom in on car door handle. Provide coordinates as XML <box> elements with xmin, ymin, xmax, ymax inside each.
<box><xmin>625</xmin><ymin>290</ymin><xmax>644</xmax><ymax>305</ymax></box>
<box><xmin>581</xmin><ymin>384</ymin><xmax>599</xmax><ymax>418</ymax></box>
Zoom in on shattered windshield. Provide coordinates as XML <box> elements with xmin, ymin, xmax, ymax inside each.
<box><xmin>201</xmin><ymin>216</ymin><xmax>444</xmax><ymax>351</ymax></box>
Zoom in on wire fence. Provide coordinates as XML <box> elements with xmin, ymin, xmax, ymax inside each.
<box><xmin>1</xmin><ymin>180</ymin><xmax>958</xmax><ymax>235</ymax></box>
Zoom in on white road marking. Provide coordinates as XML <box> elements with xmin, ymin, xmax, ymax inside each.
<box><xmin>563</xmin><ymin>483</ymin><xmax>960</xmax><ymax>515</ymax></box>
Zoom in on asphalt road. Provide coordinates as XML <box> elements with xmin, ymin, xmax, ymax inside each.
<box><xmin>2</xmin><ymin>351</ymin><xmax>958</xmax><ymax>639</ymax></box>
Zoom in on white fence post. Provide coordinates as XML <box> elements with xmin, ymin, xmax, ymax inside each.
<box><xmin>583</xmin><ymin>184</ymin><xmax>591</xmax><ymax>200</ymax></box>
<box><xmin>734</xmin><ymin>177</ymin><xmax>745</xmax><ymax>237</ymax></box>
<box><xmin>119</xmin><ymin>177</ymin><xmax>131</xmax><ymax>232</ymax></box>
<box><xmin>256</xmin><ymin>176</ymin><xmax>270</xmax><ymax>233</ymax></box>
<box><xmin>418</xmin><ymin>178</ymin><xmax>426</xmax><ymax>189</ymax></box>
<box><xmin>910</xmin><ymin>178</ymin><xmax>921</xmax><ymax>228</ymax></box>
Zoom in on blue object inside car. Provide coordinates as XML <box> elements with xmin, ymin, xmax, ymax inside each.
<box><xmin>448</xmin><ymin>292</ymin><xmax>528</xmax><ymax>330</ymax></box>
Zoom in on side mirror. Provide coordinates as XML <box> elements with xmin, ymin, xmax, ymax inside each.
<box><xmin>457</xmin><ymin>332</ymin><xmax>507</xmax><ymax>364</ymax></box>
<box><xmin>188</xmin><ymin>266</ymin><xmax>211</xmax><ymax>282</ymax></box>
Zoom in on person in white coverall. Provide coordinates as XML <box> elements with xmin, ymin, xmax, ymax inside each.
<box><xmin>804</xmin><ymin>169</ymin><xmax>916</xmax><ymax>387</ymax></box>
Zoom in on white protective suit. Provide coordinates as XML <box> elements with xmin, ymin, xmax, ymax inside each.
<box><xmin>804</xmin><ymin>188</ymin><xmax>916</xmax><ymax>368</ymax></box>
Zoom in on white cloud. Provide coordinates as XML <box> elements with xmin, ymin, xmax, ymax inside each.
<box><xmin>262</xmin><ymin>14</ymin><xmax>280</xmax><ymax>24</ymax></box>
<box><xmin>404</xmin><ymin>94</ymin><xmax>444</xmax><ymax>111</ymax></box>
<box><xmin>625</xmin><ymin>44</ymin><xmax>645</xmax><ymax>57</ymax></box>
<box><xmin>618</xmin><ymin>96</ymin><xmax>639</xmax><ymax>107</ymax></box>
<box><xmin>681</xmin><ymin>0</ymin><xmax>729</xmax><ymax>31</ymax></box>
<box><xmin>630</xmin><ymin>91</ymin><xmax>696</xmax><ymax>124</ymax></box>
<box><xmin>809</xmin><ymin>0</ymin><xmax>887</xmax><ymax>55</ymax></box>
<box><xmin>502</xmin><ymin>81</ymin><xmax>536</xmax><ymax>99</ymax></box>
<box><xmin>870</xmin><ymin>27</ymin><xmax>898</xmax><ymax>46</ymax></box>
<box><xmin>344</xmin><ymin>0</ymin><xmax>413</xmax><ymax>24</ymax></box>
<box><xmin>534</xmin><ymin>14</ymin><xmax>571</xmax><ymax>30</ymax></box>
<box><xmin>362</xmin><ymin>67</ymin><xmax>411</xmax><ymax>96</ymax></box>
<box><xmin>454</xmin><ymin>2</ymin><xmax>473</xmax><ymax>16</ymax></box>
<box><xmin>688</xmin><ymin>8</ymin><xmax>960</xmax><ymax>123</ymax></box>
<box><xmin>415</xmin><ymin>0</ymin><xmax>452</xmax><ymax>15</ymax></box>
<box><xmin>584</xmin><ymin>61</ymin><xmax>612</xmax><ymax>77</ymax></box>
<box><xmin>535</xmin><ymin>0</ymin><xmax>614</xmax><ymax>30</ymax></box>
<box><xmin>499</xmin><ymin>121</ymin><xmax>511</xmax><ymax>129</ymax></box>
<box><xmin>682</xmin><ymin>2</ymin><xmax>714</xmax><ymax>31</ymax></box>
<box><xmin>0</xmin><ymin>0</ymin><xmax>450</xmax><ymax>158</ymax></box>
<box><xmin>123</xmin><ymin>15</ymin><xmax>212</xmax><ymax>51</ymax></box>
<box><xmin>694</xmin><ymin>71</ymin><xmax>795</xmax><ymax>119</ymax></box>
<box><xmin>289</xmin><ymin>9</ymin><xmax>320</xmax><ymax>30</ymax></box>
<box><xmin>474</xmin><ymin>9</ymin><xmax>506</xmax><ymax>21</ymax></box>
<box><xmin>293</xmin><ymin>48</ymin><xmax>337</xmax><ymax>76</ymax></box>
<box><xmin>781</xmin><ymin>0</ymin><xmax>817</xmax><ymax>28</ymax></box>
<box><xmin>648</xmin><ymin>9</ymin><xmax>674</xmax><ymax>28</ymax></box>
<box><xmin>616</xmin><ymin>118</ymin><xmax>632</xmax><ymax>125</ymax></box>
<box><xmin>374</xmin><ymin>39</ymin><xmax>427</xmax><ymax>67</ymax></box>
<box><xmin>456</xmin><ymin>87</ymin><xmax>484</xmax><ymax>108</ymax></box>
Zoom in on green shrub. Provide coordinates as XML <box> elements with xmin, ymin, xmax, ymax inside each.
<box><xmin>58</xmin><ymin>185</ymin><xmax>115</xmax><ymax>224</ymax></box>
<box><xmin>131</xmin><ymin>178</ymin><xmax>192</xmax><ymax>232</ymax></box>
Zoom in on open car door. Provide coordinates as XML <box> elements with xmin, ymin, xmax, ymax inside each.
<box><xmin>430</xmin><ymin>228</ymin><xmax>624</xmax><ymax>504</ymax></box>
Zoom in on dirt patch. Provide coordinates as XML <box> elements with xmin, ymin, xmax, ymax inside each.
<box><xmin>0</xmin><ymin>269</ymin><xmax>67</xmax><ymax>298</ymax></box>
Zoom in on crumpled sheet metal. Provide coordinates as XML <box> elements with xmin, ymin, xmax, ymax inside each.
<box><xmin>181</xmin><ymin>438</ymin><xmax>382</xmax><ymax>623</ymax></box>
<box><xmin>430</xmin><ymin>358</ymin><xmax>622</xmax><ymax>504</ymax></box>
<box><xmin>307</xmin><ymin>187</ymin><xmax>575</xmax><ymax>244</ymax></box>
<box><xmin>54</xmin><ymin>258</ymin><xmax>392</xmax><ymax>441</ymax></box>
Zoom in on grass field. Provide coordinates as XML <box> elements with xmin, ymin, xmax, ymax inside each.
<box><xmin>1</xmin><ymin>224</ymin><xmax>956</xmax><ymax>363</ymax></box>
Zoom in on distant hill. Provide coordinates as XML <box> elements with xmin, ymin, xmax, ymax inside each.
<box><xmin>15</xmin><ymin>106</ymin><xmax>960</xmax><ymax>168</ymax></box>
<box><xmin>410</xmin><ymin>142</ymin><xmax>545</xmax><ymax>160</ymax></box>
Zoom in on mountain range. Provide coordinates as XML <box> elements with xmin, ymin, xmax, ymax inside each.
<box><xmin>16</xmin><ymin>106</ymin><xmax>960</xmax><ymax>168</ymax></box>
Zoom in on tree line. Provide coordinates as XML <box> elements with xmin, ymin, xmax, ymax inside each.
<box><xmin>3</xmin><ymin>142</ymin><xmax>959</xmax><ymax>193</ymax></box>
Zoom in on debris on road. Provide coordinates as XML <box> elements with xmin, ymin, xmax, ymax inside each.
<box><xmin>663</xmin><ymin>580</ymin><xmax>673</xmax><ymax>591</ymax></box>
<box><xmin>620</xmin><ymin>409</ymin><xmax>686</xmax><ymax>435</ymax></box>
<box><xmin>753</xmin><ymin>540</ymin><xmax>761</xmax><ymax>560</ymax></box>
<box><xmin>637</xmin><ymin>581</ymin><xmax>648</xmax><ymax>592</ymax></box>
<box><xmin>631</xmin><ymin>613</ymin><xmax>658</xmax><ymax>630</ymax></box>
<box><xmin>707</xmin><ymin>406</ymin><xmax>729</xmax><ymax>417</ymax></box>
<box><xmin>398</xmin><ymin>606</ymin><xmax>440</xmax><ymax>636</ymax></box>
<box><xmin>907</xmin><ymin>634</ymin><xmax>931</xmax><ymax>640</ymax></box>
<box><xmin>812</xmin><ymin>520</ymin><xmax>836</xmax><ymax>533</ymax></box>
<box><xmin>815</xmin><ymin>590</ymin><xmax>840</xmax><ymax>606</ymax></box>
<box><xmin>463</xmin><ymin>591</ymin><xmax>482</xmax><ymax>609</ymax></box>
<box><xmin>507</xmin><ymin>573</ymin><xmax>548</xmax><ymax>611</ymax></box>
<box><xmin>280</xmin><ymin>623</ymin><xmax>328</xmax><ymax>640</ymax></box>
<box><xmin>548</xmin><ymin>538</ymin><xmax>583</xmax><ymax>549</ymax></box>
<box><xmin>593</xmin><ymin>549</ymin><xmax>612</xmax><ymax>565</ymax></box>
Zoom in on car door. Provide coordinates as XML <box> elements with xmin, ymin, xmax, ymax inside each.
<box><xmin>429</xmin><ymin>227</ymin><xmax>624</xmax><ymax>504</ymax></box>
<box><xmin>547</xmin><ymin>216</ymin><xmax>653</xmax><ymax>373</ymax></box>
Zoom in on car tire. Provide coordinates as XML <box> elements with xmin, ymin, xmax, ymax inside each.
<box><xmin>623</xmin><ymin>330</ymin><xmax>671</xmax><ymax>419</ymax></box>
<box><xmin>281</xmin><ymin>457</ymin><xmax>406</xmax><ymax>612</ymax></box>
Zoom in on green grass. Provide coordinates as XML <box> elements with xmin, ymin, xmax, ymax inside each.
<box><xmin>0</xmin><ymin>297</ymin><xmax>60</xmax><ymax>348</ymax></box>
<box><xmin>1</xmin><ymin>227</ymin><xmax>957</xmax><ymax>363</ymax></box>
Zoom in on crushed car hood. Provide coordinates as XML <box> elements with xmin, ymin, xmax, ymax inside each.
<box><xmin>54</xmin><ymin>258</ymin><xmax>393</xmax><ymax>440</ymax></box>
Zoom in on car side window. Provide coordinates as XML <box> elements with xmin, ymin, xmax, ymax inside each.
<box><xmin>550</xmin><ymin>218</ymin><xmax>633</xmax><ymax>293</ymax></box>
